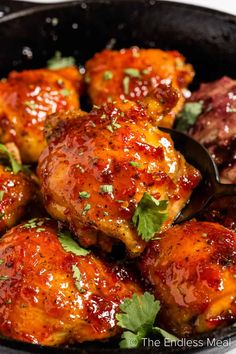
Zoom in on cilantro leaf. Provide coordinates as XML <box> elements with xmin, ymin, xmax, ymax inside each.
<box><xmin>119</xmin><ymin>329</ymin><xmax>145</xmax><ymax>349</ymax></box>
<box><xmin>72</xmin><ymin>264</ymin><xmax>85</xmax><ymax>293</ymax></box>
<box><xmin>47</xmin><ymin>51</ymin><xmax>76</xmax><ymax>70</ymax></box>
<box><xmin>103</xmin><ymin>71</ymin><xmax>113</xmax><ymax>80</ymax></box>
<box><xmin>0</xmin><ymin>191</ymin><xmax>4</xmax><ymax>202</ymax></box>
<box><xmin>58</xmin><ymin>230</ymin><xmax>90</xmax><ymax>256</ymax></box>
<box><xmin>0</xmin><ymin>144</ymin><xmax>23</xmax><ymax>174</ymax></box>
<box><xmin>124</xmin><ymin>68</ymin><xmax>141</xmax><ymax>78</ymax></box>
<box><xmin>132</xmin><ymin>192</ymin><xmax>168</xmax><ymax>241</ymax></box>
<box><xmin>123</xmin><ymin>76</ymin><xmax>130</xmax><ymax>95</ymax></box>
<box><xmin>175</xmin><ymin>101</ymin><xmax>203</xmax><ymax>132</ymax></box>
<box><xmin>116</xmin><ymin>292</ymin><xmax>178</xmax><ymax>349</ymax></box>
<box><xmin>116</xmin><ymin>292</ymin><xmax>160</xmax><ymax>332</ymax></box>
<box><xmin>152</xmin><ymin>327</ymin><xmax>179</xmax><ymax>342</ymax></box>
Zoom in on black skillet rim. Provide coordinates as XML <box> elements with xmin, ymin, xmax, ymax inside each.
<box><xmin>0</xmin><ymin>0</ymin><xmax>236</xmax><ymax>353</ymax></box>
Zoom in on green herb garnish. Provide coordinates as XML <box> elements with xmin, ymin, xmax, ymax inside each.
<box><xmin>142</xmin><ymin>68</ymin><xmax>151</xmax><ymax>75</ymax></box>
<box><xmin>60</xmin><ymin>89</ymin><xmax>70</xmax><ymax>96</ymax></box>
<box><xmin>82</xmin><ymin>203</ymin><xmax>91</xmax><ymax>216</ymax></box>
<box><xmin>129</xmin><ymin>161</ymin><xmax>141</xmax><ymax>168</ymax></box>
<box><xmin>0</xmin><ymin>144</ymin><xmax>23</xmax><ymax>175</ymax></box>
<box><xmin>58</xmin><ymin>230</ymin><xmax>90</xmax><ymax>256</ymax></box>
<box><xmin>23</xmin><ymin>218</ymin><xmax>38</xmax><ymax>229</ymax></box>
<box><xmin>175</xmin><ymin>101</ymin><xmax>203</xmax><ymax>132</ymax></box>
<box><xmin>124</xmin><ymin>68</ymin><xmax>141</xmax><ymax>78</ymax></box>
<box><xmin>72</xmin><ymin>264</ymin><xmax>85</xmax><ymax>293</ymax></box>
<box><xmin>132</xmin><ymin>192</ymin><xmax>168</xmax><ymax>241</ymax></box>
<box><xmin>123</xmin><ymin>76</ymin><xmax>130</xmax><ymax>95</ymax></box>
<box><xmin>0</xmin><ymin>259</ymin><xmax>4</xmax><ymax>265</ymax></box>
<box><xmin>103</xmin><ymin>71</ymin><xmax>113</xmax><ymax>80</ymax></box>
<box><xmin>79</xmin><ymin>191</ymin><xmax>90</xmax><ymax>199</ymax></box>
<box><xmin>100</xmin><ymin>185</ymin><xmax>113</xmax><ymax>194</ymax></box>
<box><xmin>36</xmin><ymin>228</ymin><xmax>46</xmax><ymax>233</ymax></box>
<box><xmin>47</xmin><ymin>51</ymin><xmax>75</xmax><ymax>70</ymax></box>
<box><xmin>0</xmin><ymin>275</ymin><xmax>9</xmax><ymax>281</ymax></box>
<box><xmin>116</xmin><ymin>292</ymin><xmax>178</xmax><ymax>348</ymax></box>
<box><xmin>0</xmin><ymin>191</ymin><xmax>4</xmax><ymax>202</ymax></box>
<box><xmin>25</xmin><ymin>100</ymin><xmax>37</xmax><ymax>110</ymax></box>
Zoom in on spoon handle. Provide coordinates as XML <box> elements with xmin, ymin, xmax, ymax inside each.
<box><xmin>214</xmin><ymin>182</ymin><xmax>236</xmax><ymax>197</ymax></box>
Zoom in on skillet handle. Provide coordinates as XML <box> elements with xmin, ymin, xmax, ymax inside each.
<box><xmin>0</xmin><ymin>0</ymin><xmax>42</xmax><ymax>18</ymax></box>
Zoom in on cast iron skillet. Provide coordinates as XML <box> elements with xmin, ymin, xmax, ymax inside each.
<box><xmin>0</xmin><ymin>1</ymin><xmax>236</xmax><ymax>353</ymax></box>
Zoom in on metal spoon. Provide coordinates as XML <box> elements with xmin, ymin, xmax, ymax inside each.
<box><xmin>160</xmin><ymin>128</ymin><xmax>236</xmax><ymax>223</ymax></box>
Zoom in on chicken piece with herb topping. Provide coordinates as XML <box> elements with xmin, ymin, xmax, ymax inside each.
<box><xmin>0</xmin><ymin>143</ymin><xmax>35</xmax><ymax>234</ymax></box>
<box><xmin>139</xmin><ymin>221</ymin><xmax>236</xmax><ymax>337</ymax></box>
<box><xmin>85</xmin><ymin>48</ymin><xmax>194</xmax><ymax>127</ymax></box>
<box><xmin>38</xmin><ymin>88</ymin><xmax>200</xmax><ymax>255</ymax></box>
<box><xmin>0</xmin><ymin>65</ymin><xmax>81</xmax><ymax>163</ymax></box>
<box><xmin>0</xmin><ymin>218</ymin><xmax>142</xmax><ymax>346</ymax></box>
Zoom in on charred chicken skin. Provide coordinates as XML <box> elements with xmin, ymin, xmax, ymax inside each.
<box><xmin>139</xmin><ymin>221</ymin><xmax>236</xmax><ymax>337</ymax></box>
<box><xmin>0</xmin><ymin>164</ymin><xmax>34</xmax><ymax>235</ymax></box>
<box><xmin>85</xmin><ymin>48</ymin><xmax>194</xmax><ymax>127</ymax></box>
<box><xmin>38</xmin><ymin>88</ymin><xmax>200</xmax><ymax>255</ymax></box>
<box><xmin>0</xmin><ymin>67</ymin><xmax>81</xmax><ymax>163</ymax></box>
<box><xmin>0</xmin><ymin>218</ymin><xmax>142</xmax><ymax>346</ymax></box>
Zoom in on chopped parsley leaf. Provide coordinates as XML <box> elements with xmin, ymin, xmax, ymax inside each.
<box><xmin>0</xmin><ymin>191</ymin><xmax>4</xmax><ymax>202</ymax></box>
<box><xmin>103</xmin><ymin>71</ymin><xmax>113</xmax><ymax>80</ymax></box>
<box><xmin>82</xmin><ymin>203</ymin><xmax>91</xmax><ymax>215</ymax></box>
<box><xmin>129</xmin><ymin>161</ymin><xmax>141</xmax><ymax>168</ymax></box>
<box><xmin>60</xmin><ymin>89</ymin><xmax>70</xmax><ymax>96</ymax></box>
<box><xmin>79</xmin><ymin>191</ymin><xmax>90</xmax><ymax>199</ymax></box>
<box><xmin>124</xmin><ymin>68</ymin><xmax>141</xmax><ymax>78</ymax></box>
<box><xmin>0</xmin><ymin>144</ymin><xmax>23</xmax><ymax>175</ymax></box>
<box><xmin>36</xmin><ymin>228</ymin><xmax>45</xmax><ymax>233</ymax></box>
<box><xmin>47</xmin><ymin>51</ymin><xmax>75</xmax><ymax>70</ymax></box>
<box><xmin>100</xmin><ymin>185</ymin><xmax>113</xmax><ymax>194</ymax></box>
<box><xmin>25</xmin><ymin>100</ymin><xmax>37</xmax><ymax>110</ymax></box>
<box><xmin>123</xmin><ymin>76</ymin><xmax>130</xmax><ymax>95</ymax></box>
<box><xmin>72</xmin><ymin>264</ymin><xmax>85</xmax><ymax>293</ymax></box>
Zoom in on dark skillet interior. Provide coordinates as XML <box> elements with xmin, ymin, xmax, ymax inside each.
<box><xmin>0</xmin><ymin>0</ymin><xmax>236</xmax><ymax>353</ymax></box>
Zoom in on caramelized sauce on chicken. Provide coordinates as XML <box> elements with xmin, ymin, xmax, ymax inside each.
<box><xmin>38</xmin><ymin>88</ymin><xmax>200</xmax><ymax>255</ymax></box>
<box><xmin>0</xmin><ymin>218</ymin><xmax>142</xmax><ymax>346</ymax></box>
<box><xmin>139</xmin><ymin>221</ymin><xmax>236</xmax><ymax>336</ymax></box>
<box><xmin>86</xmin><ymin>48</ymin><xmax>194</xmax><ymax>127</ymax></box>
<box><xmin>0</xmin><ymin>164</ymin><xmax>35</xmax><ymax>234</ymax></box>
<box><xmin>0</xmin><ymin>67</ymin><xmax>81</xmax><ymax>163</ymax></box>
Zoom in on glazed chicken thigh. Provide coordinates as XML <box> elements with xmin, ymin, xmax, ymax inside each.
<box><xmin>85</xmin><ymin>48</ymin><xmax>194</xmax><ymax>127</ymax></box>
<box><xmin>0</xmin><ymin>67</ymin><xmax>81</xmax><ymax>163</ymax></box>
<box><xmin>38</xmin><ymin>87</ymin><xmax>200</xmax><ymax>255</ymax></box>
<box><xmin>139</xmin><ymin>221</ymin><xmax>236</xmax><ymax>337</ymax></box>
<box><xmin>0</xmin><ymin>218</ymin><xmax>142</xmax><ymax>346</ymax></box>
<box><xmin>0</xmin><ymin>163</ymin><xmax>34</xmax><ymax>234</ymax></box>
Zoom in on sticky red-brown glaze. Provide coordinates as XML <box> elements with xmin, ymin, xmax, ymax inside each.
<box><xmin>38</xmin><ymin>93</ymin><xmax>200</xmax><ymax>256</ymax></box>
<box><xmin>0</xmin><ymin>68</ymin><xmax>81</xmax><ymax>163</ymax></box>
<box><xmin>139</xmin><ymin>221</ymin><xmax>236</xmax><ymax>336</ymax></box>
<box><xmin>0</xmin><ymin>164</ymin><xmax>35</xmax><ymax>234</ymax></box>
<box><xmin>85</xmin><ymin>48</ymin><xmax>194</xmax><ymax>127</ymax></box>
<box><xmin>0</xmin><ymin>218</ymin><xmax>142</xmax><ymax>346</ymax></box>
